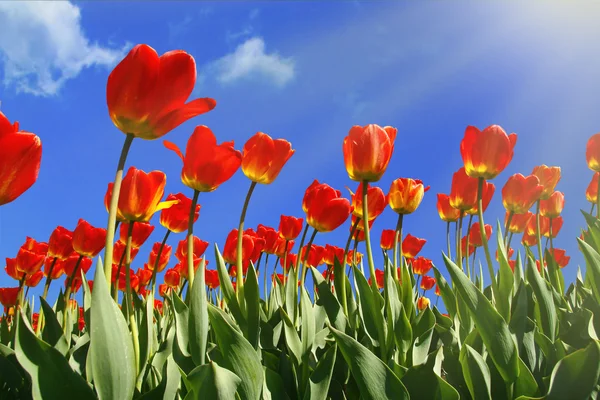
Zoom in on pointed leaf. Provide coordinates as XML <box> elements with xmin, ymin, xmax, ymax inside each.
<box><xmin>189</xmin><ymin>258</ymin><xmax>209</xmax><ymax>365</ymax></box>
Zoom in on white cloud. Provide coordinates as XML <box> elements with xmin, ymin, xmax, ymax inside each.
<box><xmin>0</xmin><ymin>1</ymin><xmax>126</xmax><ymax>96</ymax></box>
<box><xmin>210</xmin><ymin>37</ymin><xmax>295</xmax><ymax>87</ymax></box>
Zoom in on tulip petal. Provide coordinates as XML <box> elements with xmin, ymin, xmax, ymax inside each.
<box><xmin>150</xmin><ymin>98</ymin><xmax>217</xmax><ymax>140</ymax></box>
<box><xmin>151</xmin><ymin>50</ymin><xmax>198</xmax><ymax>115</ymax></box>
<box><xmin>0</xmin><ymin>131</ymin><xmax>42</xmax><ymax>205</ymax></box>
<box><xmin>163</xmin><ymin>140</ymin><xmax>185</xmax><ymax>161</ymax></box>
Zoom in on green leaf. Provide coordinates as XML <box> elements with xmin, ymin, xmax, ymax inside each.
<box><xmin>263</xmin><ymin>366</ymin><xmax>291</xmax><ymax>400</ymax></box>
<box><xmin>39</xmin><ymin>297</ymin><xmax>69</xmax><ymax>356</ymax></box>
<box><xmin>89</xmin><ymin>257</ymin><xmax>135</xmax><ymax>400</ymax></box>
<box><xmin>443</xmin><ymin>254</ymin><xmax>519</xmax><ymax>383</ymax></box>
<box><xmin>401</xmin><ymin>362</ymin><xmax>460</xmax><ymax>400</ymax></box>
<box><xmin>285</xmin><ymin>265</ymin><xmax>298</xmax><ymax>323</ymax></box>
<box><xmin>310</xmin><ymin>267</ymin><xmax>347</xmax><ymax>332</ymax></box>
<box><xmin>411</xmin><ymin>307</ymin><xmax>435</xmax><ymax>366</ymax></box>
<box><xmin>300</xmin><ymin>287</ymin><xmax>315</xmax><ymax>360</ymax></box>
<box><xmin>137</xmin><ymin>294</ymin><xmax>154</xmax><ymax>389</ymax></box>
<box><xmin>328</xmin><ymin>323</ymin><xmax>409</xmax><ymax>399</ymax></box>
<box><xmin>352</xmin><ymin>264</ymin><xmax>386</xmax><ymax>351</ymax></box>
<box><xmin>432</xmin><ymin>266</ymin><xmax>456</xmax><ymax>317</ymax></box>
<box><xmin>214</xmin><ymin>244</ymin><xmax>246</xmax><ymax>329</ymax></box>
<box><xmin>208</xmin><ymin>304</ymin><xmax>263</xmax><ymax>400</ymax></box>
<box><xmin>138</xmin><ymin>355</ymin><xmax>180</xmax><ymax>400</ymax></box>
<box><xmin>525</xmin><ymin>256</ymin><xmax>557</xmax><ymax>342</ymax></box>
<box><xmin>171</xmin><ymin>291</ymin><xmax>190</xmax><ymax>357</ymax></box>
<box><xmin>545</xmin><ymin>341</ymin><xmax>600</xmax><ymax>400</ymax></box>
<box><xmin>244</xmin><ymin>263</ymin><xmax>261</xmax><ymax>349</ymax></box>
<box><xmin>279</xmin><ymin>307</ymin><xmax>302</xmax><ymax>366</ymax></box>
<box><xmin>495</xmin><ymin>222</ymin><xmax>514</xmax><ymax>321</ymax></box>
<box><xmin>303</xmin><ymin>344</ymin><xmax>336</xmax><ymax>400</ymax></box>
<box><xmin>514</xmin><ymin>357</ymin><xmax>540</xmax><ymax>398</ymax></box>
<box><xmin>15</xmin><ymin>311</ymin><xmax>96</xmax><ymax>400</ymax></box>
<box><xmin>460</xmin><ymin>344</ymin><xmax>491</xmax><ymax>400</ymax></box>
<box><xmin>189</xmin><ymin>258</ymin><xmax>209</xmax><ymax>365</ymax></box>
<box><xmin>185</xmin><ymin>361</ymin><xmax>241</xmax><ymax>400</ymax></box>
<box><xmin>577</xmin><ymin>237</ymin><xmax>600</xmax><ymax>304</ymax></box>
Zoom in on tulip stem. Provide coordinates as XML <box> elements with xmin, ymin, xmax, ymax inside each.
<box><xmin>113</xmin><ymin>250</ymin><xmax>128</xmax><ymax>301</ymax></box>
<box><xmin>236</xmin><ymin>182</ymin><xmax>257</xmax><ymax>301</ymax></box>
<box><xmin>124</xmin><ymin>222</ymin><xmax>140</xmax><ymax>379</ymax></box>
<box><xmin>344</xmin><ymin>217</ymin><xmax>361</xmax><ymax>277</ymax></box>
<box><xmin>300</xmin><ymin>229</ymin><xmax>318</xmax><ymax>287</ymax></box>
<box><xmin>446</xmin><ymin>222</ymin><xmax>452</xmax><ymax>260</ymax></box>
<box><xmin>471</xmin><ymin>248</ymin><xmax>477</xmax><ymax>280</ymax></box>
<box><xmin>103</xmin><ymin>133</ymin><xmax>135</xmax><ymax>286</ymax></box>
<box><xmin>63</xmin><ymin>255</ymin><xmax>83</xmax><ymax>331</ymax></box>
<box><xmin>455</xmin><ymin>220</ymin><xmax>460</xmax><ymax>264</ymax></box>
<box><xmin>281</xmin><ymin>241</ymin><xmax>289</xmax><ymax>275</ymax></box>
<box><xmin>151</xmin><ymin>230</ymin><xmax>171</xmax><ymax>299</ymax></box>
<box><xmin>504</xmin><ymin>211</ymin><xmax>513</xmax><ymax>247</ymax></box>
<box><xmin>535</xmin><ymin>200</ymin><xmax>545</xmax><ymax>280</ymax></box>
<box><xmin>361</xmin><ymin>181</ymin><xmax>377</xmax><ymax>290</ymax></box>
<box><xmin>292</xmin><ymin>224</ymin><xmax>309</xmax><ymax>322</ymax></box>
<box><xmin>597</xmin><ymin>178</ymin><xmax>600</xmax><ymax>218</ymax></box>
<box><xmin>549</xmin><ymin>217</ymin><xmax>554</xmax><ymax>259</ymax></box>
<box><xmin>36</xmin><ymin>257</ymin><xmax>57</xmax><ymax>335</ymax></box>
<box><xmin>263</xmin><ymin>254</ymin><xmax>270</xmax><ymax>302</ymax></box>
<box><xmin>186</xmin><ymin>190</ymin><xmax>200</xmax><ymax>288</ymax></box>
<box><xmin>477</xmin><ymin>178</ymin><xmax>496</xmax><ymax>290</ymax></box>
<box><xmin>507</xmin><ymin>232</ymin><xmax>514</xmax><ymax>251</ymax></box>
<box><xmin>465</xmin><ymin>214</ymin><xmax>473</xmax><ymax>280</ymax></box>
<box><xmin>393</xmin><ymin>213</ymin><xmax>403</xmax><ymax>282</ymax></box>
<box><xmin>457</xmin><ymin>212</ymin><xmax>464</xmax><ymax>272</ymax></box>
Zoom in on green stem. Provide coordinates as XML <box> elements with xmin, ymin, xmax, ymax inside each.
<box><xmin>300</xmin><ymin>229</ymin><xmax>318</xmax><ymax>287</ymax></box>
<box><xmin>294</xmin><ymin>225</ymin><xmax>309</xmax><ymax>272</ymax></box>
<box><xmin>507</xmin><ymin>232</ymin><xmax>514</xmax><ymax>251</ymax></box>
<box><xmin>477</xmin><ymin>178</ymin><xmax>496</xmax><ymax>289</ymax></box>
<box><xmin>281</xmin><ymin>241</ymin><xmax>289</xmax><ymax>276</ymax></box>
<box><xmin>549</xmin><ymin>217</ymin><xmax>554</xmax><ymax>261</ymax></box>
<box><xmin>344</xmin><ymin>217</ymin><xmax>361</xmax><ymax>277</ymax></box>
<box><xmin>36</xmin><ymin>257</ymin><xmax>57</xmax><ymax>335</ymax></box>
<box><xmin>455</xmin><ymin>220</ymin><xmax>460</xmax><ymax>264</ymax></box>
<box><xmin>457</xmin><ymin>212</ymin><xmax>464</xmax><ymax>271</ymax></box>
<box><xmin>263</xmin><ymin>254</ymin><xmax>270</xmax><ymax>302</ymax></box>
<box><xmin>113</xmin><ymin>248</ymin><xmax>128</xmax><ymax>301</ymax></box>
<box><xmin>535</xmin><ymin>200</ymin><xmax>545</xmax><ymax>279</ymax></box>
<box><xmin>150</xmin><ymin>230</ymin><xmax>171</xmax><ymax>299</ymax></box>
<box><xmin>393</xmin><ymin>213</ymin><xmax>403</xmax><ymax>282</ymax></box>
<box><xmin>186</xmin><ymin>190</ymin><xmax>200</xmax><ymax>287</ymax></box>
<box><xmin>446</xmin><ymin>221</ymin><xmax>452</xmax><ymax>259</ymax></box>
<box><xmin>465</xmin><ymin>214</ymin><xmax>473</xmax><ymax>280</ymax></box>
<box><xmin>103</xmin><ymin>133</ymin><xmax>135</xmax><ymax>286</ymax></box>
<box><xmin>124</xmin><ymin>222</ymin><xmax>140</xmax><ymax>378</ymax></box>
<box><xmin>236</xmin><ymin>181</ymin><xmax>257</xmax><ymax>300</ymax></box>
<box><xmin>63</xmin><ymin>255</ymin><xmax>83</xmax><ymax>331</ymax></box>
<box><xmin>504</xmin><ymin>211</ymin><xmax>513</xmax><ymax>248</ymax></box>
<box><xmin>361</xmin><ymin>181</ymin><xmax>377</xmax><ymax>289</ymax></box>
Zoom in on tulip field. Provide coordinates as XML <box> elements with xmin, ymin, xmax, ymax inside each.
<box><xmin>2</xmin><ymin>43</ymin><xmax>600</xmax><ymax>400</ymax></box>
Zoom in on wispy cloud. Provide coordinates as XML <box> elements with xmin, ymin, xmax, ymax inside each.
<box><xmin>0</xmin><ymin>1</ymin><xmax>127</xmax><ymax>96</ymax></box>
<box><xmin>208</xmin><ymin>37</ymin><xmax>295</xmax><ymax>87</ymax></box>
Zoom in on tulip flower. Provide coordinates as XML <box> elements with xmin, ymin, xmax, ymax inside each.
<box><xmin>0</xmin><ymin>112</ymin><xmax>42</xmax><ymax>206</ymax></box>
<box><xmin>118</xmin><ymin>222</ymin><xmax>155</xmax><ymax>248</ymax></box>
<box><xmin>63</xmin><ymin>255</ymin><xmax>92</xmax><ymax>280</ymax></box>
<box><xmin>380</xmin><ymin>230</ymin><xmax>397</xmax><ymax>251</ymax></box>
<box><xmin>468</xmin><ymin>222</ymin><xmax>492</xmax><ymax>247</ymax></box>
<box><xmin>586</xmin><ymin>173</ymin><xmax>599</xmax><ymax>204</ymax></box>
<box><xmin>495</xmin><ymin>248</ymin><xmax>514</xmax><ymax>261</ymax></box>
<box><xmin>417</xmin><ymin>297</ymin><xmax>430</xmax><ymax>311</ymax></box>
<box><xmin>540</xmin><ymin>191</ymin><xmax>565</xmax><ymax>219</ymax></box>
<box><xmin>502</xmin><ymin>174</ymin><xmax>543</xmax><ymax>214</ymax></box>
<box><xmin>223</xmin><ymin>229</ymin><xmax>258</xmax><ymax>270</ymax></box>
<box><xmin>348</xmin><ymin>183</ymin><xmax>387</xmax><ymax>221</ymax></box>
<box><xmin>549</xmin><ymin>248</ymin><xmax>570</xmax><ymax>268</ymax></box>
<box><xmin>0</xmin><ymin>287</ymin><xmax>20</xmax><ymax>308</ymax></box>
<box><xmin>343</xmin><ymin>124</ymin><xmax>397</xmax><ymax>182</ymax></box>
<box><xmin>435</xmin><ymin>285</ymin><xmax>440</xmax><ymax>296</ymax></box>
<box><xmin>175</xmin><ymin>236</ymin><xmax>209</xmax><ymax>262</ymax></box>
<box><xmin>164</xmin><ymin>268</ymin><xmax>181</xmax><ymax>288</ymax></box>
<box><xmin>257</xmin><ymin>225</ymin><xmax>280</xmax><ymax>255</ymax></box>
<box><xmin>44</xmin><ymin>257</ymin><xmax>65</xmax><ymax>280</ymax></box>
<box><xmin>119</xmin><ymin>167</ymin><xmax>176</xmax><ymax>222</ymax></box>
<box><xmin>587</xmin><ymin>133</ymin><xmax>600</xmax><ymax>172</ymax></box>
<box><xmin>241</xmin><ymin>132</ymin><xmax>295</xmax><ymax>184</ymax></box>
<box><xmin>165</xmin><ymin>126</ymin><xmax>242</xmax><ymax>192</ymax></box>
<box><xmin>465</xmin><ymin>182</ymin><xmax>495</xmax><ymax>215</ymax></box>
<box><xmin>540</xmin><ymin>216</ymin><xmax>563</xmax><ymax>238</ymax></box>
<box><xmin>461</xmin><ymin>236</ymin><xmax>476</xmax><ymax>258</ymax></box>
<box><xmin>449</xmin><ymin>168</ymin><xmax>480</xmax><ymax>211</ymax></box>
<box><xmin>146</xmin><ymin>242</ymin><xmax>172</xmax><ymax>272</ymax></box>
<box><xmin>274</xmin><ymin>238</ymin><xmax>293</xmax><ymax>259</ymax></box>
<box><xmin>47</xmin><ymin>227</ymin><xmax>74</xmax><ymax>261</ymax></box>
<box><xmin>280</xmin><ymin>254</ymin><xmax>297</xmax><ymax>271</ymax></box>
<box><xmin>5</xmin><ymin>258</ymin><xmax>23</xmax><ymax>281</ymax></box>
<box><xmin>436</xmin><ymin>194</ymin><xmax>461</xmax><ymax>222</ymax></box>
<box><xmin>160</xmin><ymin>193</ymin><xmax>200</xmax><ymax>233</ymax></box>
<box><xmin>300</xmin><ymin>244</ymin><xmax>325</xmax><ymax>267</ymax></box>
<box><xmin>303</xmin><ymin>182</ymin><xmax>352</xmax><ymax>232</ymax></box>
<box><xmin>136</xmin><ymin>268</ymin><xmax>153</xmax><ymax>287</ymax></box>
<box><xmin>72</xmin><ymin>219</ymin><xmax>107</xmax><ymax>258</ymax></box>
<box><xmin>25</xmin><ymin>271</ymin><xmax>44</xmax><ymax>288</ymax></box>
<box><xmin>113</xmin><ymin>241</ymin><xmax>140</xmax><ymax>264</ymax></box>
<box><xmin>346</xmin><ymin>250</ymin><xmax>363</xmax><ymax>266</ymax></box>
<box><xmin>159</xmin><ymin>284</ymin><xmax>171</xmax><ymax>298</ymax></box>
<box><xmin>388</xmin><ymin>178</ymin><xmax>430</xmax><ymax>214</ymax></box>
<box><xmin>15</xmin><ymin>238</ymin><xmax>47</xmax><ymax>275</ymax></box>
<box><xmin>402</xmin><ymin>234</ymin><xmax>426</xmax><ymax>259</ymax></box>
<box><xmin>107</xmin><ymin>44</ymin><xmax>216</xmax><ymax>140</ymax></box>
<box><xmin>420</xmin><ymin>276</ymin><xmax>436</xmax><ymax>291</ymax></box>
<box><xmin>279</xmin><ymin>215</ymin><xmax>304</xmax><ymax>240</ymax></box>
<box><xmin>205</xmin><ymin>269</ymin><xmax>220</xmax><ymax>289</ymax></box>
<box><xmin>460</xmin><ymin>125</ymin><xmax>517</xmax><ymax>179</ymax></box>
<box><xmin>506</xmin><ymin>211</ymin><xmax>533</xmax><ymax>234</ymax></box>
<box><xmin>531</xmin><ymin>165</ymin><xmax>561</xmax><ymax>200</ymax></box>
<box><xmin>322</xmin><ymin>245</ymin><xmax>345</xmax><ymax>266</ymax></box>
<box><xmin>368</xmin><ymin>269</ymin><xmax>385</xmax><ymax>289</ymax></box>
<box><xmin>522</xmin><ymin>231</ymin><xmax>538</xmax><ymax>247</ymax></box>
<box><xmin>412</xmin><ymin>257</ymin><xmax>433</xmax><ymax>275</ymax></box>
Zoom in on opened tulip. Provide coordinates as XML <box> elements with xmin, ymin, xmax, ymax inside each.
<box><xmin>0</xmin><ymin>287</ymin><xmax>20</xmax><ymax>308</ymax></box>
<box><xmin>146</xmin><ymin>242</ymin><xmax>172</xmax><ymax>272</ymax></box>
<box><xmin>73</xmin><ymin>219</ymin><xmax>107</xmax><ymax>258</ymax></box>
<box><xmin>113</xmin><ymin>241</ymin><xmax>140</xmax><ymax>264</ymax></box>
<box><xmin>205</xmin><ymin>269</ymin><xmax>220</xmax><ymax>289</ymax></box>
<box><xmin>119</xmin><ymin>167</ymin><xmax>175</xmax><ymax>222</ymax></box>
<box><xmin>279</xmin><ymin>215</ymin><xmax>303</xmax><ymax>240</ymax></box>
<box><xmin>241</xmin><ymin>132</ymin><xmax>295</xmax><ymax>184</ymax></box>
<box><xmin>449</xmin><ymin>168</ymin><xmax>479</xmax><ymax>211</ymax></box>
<box><xmin>107</xmin><ymin>44</ymin><xmax>216</xmax><ymax>140</ymax></box>
<box><xmin>323</xmin><ymin>245</ymin><xmax>345</xmax><ymax>266</ymax></box>
<box><xmin>402</xmin><ymin>234</ymin><xmax>426</xmax><ymax>259</ymax></box>
<box><xmin>417</xmin><ymin>297</ymin><xmax>430</xmax><ymax>311</ymax></box>
<box><xmin>549</xmin><ymin>248</ymin><xmax>570</xmax><ymax>268</ymax></box>
<box><xmin>506</xmin><ymin>211</ymin><xmax>533</xmax><ymax>233</ymax></box>
<box><xmin>348</xmin><ymin>183</ymin><xmax>386</xmax><ymax>221</ymax></box>
<box><xmin>368</xmin><ymin>269</ymin><xmax>384</xmax><ymax>289</ymax></box>
<box><xmin>587</xmin><ymin>133</ymin><xmax>600</xmax><ymax>172</ymax></box>
<box><xmin>0</xmin><ymin>112</ymin><xmax>42</xmax><ymax>206</ymax></box>
<box><xmin>412</xmin><ymin>257</ymin><xmax>433</xmax><ymax>275</ymax></box>
<box><xmin>586</xmin><ymin>173</ymin><xmax>599</xmax><ymax>203</ymax></box>
<box><xmin>388</xmin><ymin>178</ymin><xmax>430</xmax><ymax>214</ymax></box>
<box><xmin>47</xmin><ymin>227</ymin><xmax>74</xmax><ymax>261</ymax></box>
<box><xmin>531</xmin><ymin>165</ymin><xmax>561</xmax><ymax>200</ymax></box>
<box><xmin>119</xmin><ymin>222</ymin><xmax>155</xmax><ymax>248</ymax></box>
<box><xmin>460</xmin><ymin>125</ymin><xmax>517</xmax><ymax>179</ymax></box>
<box><xmin>105</xmin><ymin>183</ymin><xmax>126</xmax><ymax>222</ymax></box>
<box><xmin>160</xmin><ymin>193</ymin><xmax>200</xmax><ymax>233</ymax></box>
<box><xmin>343</xmin><ymin>124</ymin><xmax>397</xmax><ymax>182</ymax></box>
<box><xmin>164</xmin><ymin>268</ymin><xmax>181</xmax><ymax>288</ymax></box>
<box><xmin>436</xmin><ymin>194</ymin><xmax>461</xmax><ymax>222</ymax></box>
<box><xmin>380</xmin><ymin>230</ymin><xmax>397</xmax><ymax>251</ymax></box>
<box><xmin>304</xmin><ymin>182</ymin><xmax>352</xmax><ymax>232</ymax></box>
<box><xmin>257</xmin><ymin>225</ymin><xmax>279</xmax><ymax>255</ymax></box>
<box><xmin>175</xmin><ymin>236</ymin><xmax>209</xmax><ymax>262</ymax></box>
<box><xmin>502</xmin><ymin>174</ymin><xmax>543</xmax><ymax>214</ymax></box>
<box><xmin>223</xmin><ymin>229</ymin><xmax>258</xmax><ymax>270</ymax></box>
<box><xmin>420</xmin><ymin>276</ymin><xmax>436</xmax><ymax>291</ymax></box>
<box><xmin>540</xmin><ymin>191</ymin><xmax>565</xmax><ymax>219</ymax></box>
<box><xmin>468</xmin><ymin>222</ymin><xmax>492</xmax><ymax>247</ymax></box>
<box><xmin>165</xmin><ymin>126</ymin><xmax>242</xmax><ymax>192</ymax></box>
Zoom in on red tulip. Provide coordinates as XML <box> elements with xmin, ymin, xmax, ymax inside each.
<box><xmin>278</xmin><ymin>215</ymin><xmax>303</xmax><ymax>240</ymax></box>
<box><xmin>0</xmin><ymin>112</ymin><xmax>42</xmax><ymax>206</ymax></box>
<box><xmin>522</xmin><ymin>231</ymin><xmax>538</xmax><ymax>247</ymax></box>
<box><xmin>380</xmin><ymin>230</ymin><xmax>397</xmax><ymax>251</ymax></box>
<box><xmin>164</xmin><ymin>268</ymin><xmax>181</xmax><ymax>288</ymax></box>
<box><xmin>72</xmin><ymin>219</ymin><xmax>107</xmax><ymax>258</ymax></box>
<box><xmin>586</xmin><ymin>173</ymin><xmax>599</xmax><ymax>204</ymax></box>
<box><xmin>241</xmin><ymin>132</ymin><xmax>295</xmax><ymax>184</ymax></box>
<box><xmin>5</xmin><ymin>258</ymin><xmax>23</xmax><ymax>281</ymax></box>
<box><xmin>586</xmin><ymin>133</ymin><xmax>600</xmax><ymax>172</ymax></box>
<box><xmin>368</xmin><ymin>269</ymin><xmax>385</xmax><ymax>289</ymax></box>
<box><xmin>420</xmin><ymin>276</ymin><xmax>436</xmax><ymax>291</ymax></box>
<box><xmin>25</xmin><ymin>271</ymin><xmax>44</xmax><ymax>287</ymax></box>
<box><xmin>63</xmin><ymin>255</ymin><xmax>92</xmax><ymax>279</ymax></box>
<box><xmin>540</xmin><ymin>216</ymin><xmax>563</xmax><ymax>238</ymax></box>
<box><xmin>47</xmin><ymin>226</ymin><xmax>74</xmax><ymax>260</ymax></box>
<box><xmin>460</xmin><ymin>125</ymin><xmax>517</xmax><ymax>179</ymax></box>
<box><xmin>539</xmin><ymin>191</ymin><xmax>565</xmax><ymax>219</ymax></box>
<box><xmin>44</xmin><ymin>257</ymin><xmax>65</xmax><ymax>280</ymax></box>
<box><xmin>465</xmin><ymin>181</ymin><xmax>495</xmax><ymax>215</ymax></box>
<box><xmin>113</xmin><ymin>241</ymin><xmax>140</xmax><ymax>264</ymax></box>
<box><xmin>165</xmin><ymin>125</ymin><xmax>242</xmax><ymax>192</ymax></box>
<box><xmin>15</xmin><ymin>238</ymin><xmax>47</xmax><ymax>275</ymax></box>
<box><xmin>105</xmin><ymin>183</ymin><xmax>126</xmax><ymax>222</ymax></box>
<box><xmin>175</xmin><ymin>259</ymin><xmax>206</xmax><ymax>280</ymax></box>
<box><xmin>300</xmin><ymin>244</ymin><xmax>325</xmax><ymax>267</ymax></box>
<box><xmin>436</xmin><ymin>194</ymin><xmax>461</xmax><ymax>222</ymax></box>
<box><xmin>154</xmin><ymin>299</ymin><xmax>164</xmax><ymax>314</ymax></box>
<box><xmin>549</xmin><ymin>248</ymin><xmax>570</xmax><ymax>268</ymax></box>
<box><xmin>280</xmin><ymin>254</ymin><xmax>297</xmax><ymax>271</ymax></box>
<box><xmin>147</xmin><ymin>242</ymin><xmax>172</xmax><ymax>272</ymax></box>
<box><xmin>107</xmin><ymin>44</ymin><xmax>216</xmax><ymax>140</ymax></box>
<box><xmin>388</xmin><ymin>178</ymin><xmax>430</xmax><ymax>215</ymax></box>
<box><xmin>136</xmin><ymin>268</ymin><xmax>153</xmax><ymax>287</ymax></box>
<box><xmin>343</xmin><ymin>124</ymin><xmax>397</xmax><ymax>182</ymax></box>
<box><xmin>412</xmin><ymin>257</ymin><xmax>433</xmax><ymax>275</ymax></box>
<box><xmin>272</xmin><ymin>273</ymin><xmax>286</xmax><ymax>285</ymax></box>
<box><xmin>502</xmin><ymin>174</ymin><xmax>543</xmax><ymax>214</ymax></box>
<box><xmin>119</xmin><ymin>167</ymin><xmax>176</xmax><ymax>222</ymax></box>
<box><xmin>348</xmin><ymin>183</ymin><xmax>387</xmax><ymax>221</ymax></box>
<box><xmin>273</xmin><ymin>237</ymin><xmax>293</xmax><ymax>258</ymax></box>
<box><xmin>159</xmin><ymin>284</ymin><xmax>171</xmax><ymax>298</ymax></box>
<box><xmin>402</xmin><ymin>234</ymin><xmax>426</xmax><ymax>259</ymax></box>
<box><xmin>461</xmin><ymin>236</ymin><xmax>476</xmax><ymax>258</ymax></box>
<box><xmin>506</xmin><ymin>211</ymin><xmax>533</xmax><ymax>234</ymax></box>
<box><xmin>160</xmin><ymin>193</ymin><xmax>200</xmax><ymax>233</ymax></box>
<box><xmin>205</xmin><ymin>269</ymin><xmax>220</xmax><ymax>289</ymax></box>
<box><xmin>223</xmin><ymin>229</ymin><xmax>260</xmax><ymax>271</ymax></box>
<box><xmin>304</xmin><ymin>182</ymin><xmax>352</xmax><ymax>232</ymax></box>
<box><xmin>449</xmin><ymin>167</ymin><xmax>479</xmax><ymax>211</ymax></box>
<box><xmin>118</xmin><ymin>221</ymin><xmax>155</xmax><ymax>248</ymax></box>
<box><xmin>0</xmin><ymin>287</ymin><xmax>20</xmax><ymax>308</ymax></box>
<box><xmin>435</xmin><ymin>285</ymin><xmax>440</xmax><ymax>296</ymax></box>
<box><xmin>468</xmin><ymin>222</ymin><xmax>492</xmax><ymax>247</ymax></box>
<box><xmin>175</xmin><ymin>236</ymin><xmax>209</xmax><ymax>262</ymax></box>
<box><xmin>257</xmin><ymin>225</ymin><xmax>280</xmax><ymax>255</ymax></box>
<box><xmin>322</xmin><ymin>245</ymin><xmax>345</xmax><ymax>266</ymax></box>
<box><xmin>531</xmin><ymin>165</ymin><xmax>561</xmax><ymax>200</ymax></box>
<box><xmin>417</xmin><ymin>297</ymin><xmax>430</xmax><ymax>311</ymax></box>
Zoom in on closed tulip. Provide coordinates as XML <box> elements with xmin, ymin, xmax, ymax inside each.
<box><xmin>0</xmin><ymin>287</ymin><xmax>20</xmax><ymax>308</ymax></box>
<box><xmin>502</xmin><ymin>174</ymin><xmax>543</xmax><ymax>214</ymax></box>
<box><xmin>119</xmin><ymin>167</ymin><xmax>175</xmax><ymax>222</ymax></box>
<box><xmin>348</xmin><ymin>183</ymin><xmax>387</xmax><ymax>221</ymax></box>
<box><xmin>278</xmin><ymin>215</ymin><xmax>303</xmax><ymax>240</ymax></box>
<box><xmin>165</xmin><ymin>125</ymin><xmax>242</xmax><ymax>192</ymax></box>
<box><xmin>107</xmin><ymin>44</ymin><xmax>216</xmax><ymax>140</ymax></box>
<box><xmin>460</xmin><ymin>125</ymin><xmax>517</xmax><ymax>179</ymax></box>
<box><xmin>146</xmin><ymin>242</ymin><xmax>172</xmax><ymax>272</ymax></box>
<box><xmin>205</xmin><ymin>269</ymin><xmax>220</xmax><ymax>289</ymax></box>
<box><xmin>175</xmin><ymin>236</ymin><xmax>209</xmax><ymax>262</ymax></box>
<box><xmin>540</xmin><ymin>191</ymin><xmax>564</xmax><ymax>219</ymax></box>
<box><xmin>586</xmin><ymin>173</ymin><xmax>599</xmax><ymax>204</ymax></box>
<box><xmin>323</xmin><ymin>245</ymin><xmax>345</xmax><ymax>266</ymax></box>
<box><xmin>531</xmin><ymin>165</ymin><xmax>561</xmax><ymax>200</ymax></box>
<box><xmin>223</xmin><ymin>229</ymin><xmax>258</xmax><ymax>270</ymax></box>
<box><xmin>420</xmin><ymin>276</ymin><xmax>436</xmax><ymax>291</ymax></box>
<box><xmin>368</xmin><ymin>269</ymin><xmax>385</xmax><ymax>289</ymax></box>
<box><xmin>388</xmin><ymin>178</ymin><xmax>429</xmax><ymax>214</ymax></box>
<box><xmin>412</xmin><ymin>257</ymin><xmax>433</xmax><ymax>275</ymax></box>
<box><xmin>241</xmin><ymin>132</ymin><xmax>295</xmax><ymax>184</ymax></box>
<box><xmin>436</xmin><ymin>194</ymin><xmax>461</xmax><ymax>222</ymax></box>
<box><xmin>468</xmin><ymin>222</ymin><xmax>492</xmax><ymax>247</ymax></box>
<box><xmin>380</xmin><ymin>230</ymin><xmax>397</xmax><ymax>251</ymax></box>
<box><xmin>164</xmin><ymin>268</ymin><xmax>181</xmax><ymax>288</ymax></box>
<box><xmin>160</xmin><ymin>193</ymin><xmax>200</xmax><ymax>233</ymax></box>
<box><xmin>304</xmin><ymin>182</ymin><xmax>352</xmax><ymax>232</ymax></box>
<box><xmin>417</xmin><ymin>296</ymin><xmax>430</xmax><ymax>311</ymax></box>
<box><xmin>343</xmin><ymin>124</ymin><xmax>397</xmax><ymax>182</ymax></box>
<box><xmin>506</xmin><ymin>211</ymin><xmax>533</xmax><ymax>233</ymax></box>
<box><xmin>118</xmin><ymin>222</ymin><xmax>155</xmax><ymax>248</ymax></box>
<box><xmin>72</xmin><ymin>219</ymin><xmax>107</xmax><ymax>258</ymax></box>
<box><xmin>47</xmin><ymin>226</ymin><xmax>74</xmax><ymax>260</ymax></box>
<box><xmin>402</xmin><ymin>234</ymin><xmax>426</xmax><ymax>259</ymax></box>
<box><xmin>587</xmin><ymin>133</ymin><xmax>600</xmax><ymax>172</ymax></box>
<box><xmin>465</xmin><ymin>182</ymin><xmax>495</xmax><ymax>215</ymax></box>
<box><xmin>449</xmin><ymin>168</ymin><xmax>479</xmax><ymax>211</ymax></box>
<box><xmin>0</xmin><ymin>112</ymin><xmax>42</xmax><ymax>206</ymax></box>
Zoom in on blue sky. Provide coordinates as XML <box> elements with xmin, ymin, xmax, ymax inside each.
<box><xmin>1</xmin><ymin>1</ymin><xmax>600</xmax><ymax>305</ymax></box>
